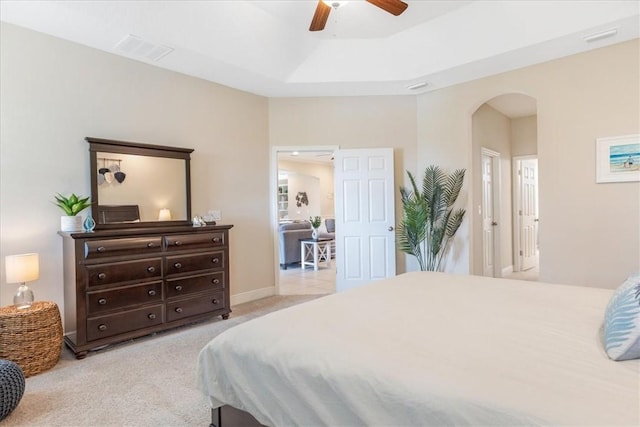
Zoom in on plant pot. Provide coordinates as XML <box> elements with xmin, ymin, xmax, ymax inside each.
<box><xmin>60</xmin><ymin>215</ymin><xmax>83</xmax><ymax>232</ymax></box>
<box><xmin>312</xmin><ymin>228</ymin><xmax>319</xmax><ymax>240</ymax></box>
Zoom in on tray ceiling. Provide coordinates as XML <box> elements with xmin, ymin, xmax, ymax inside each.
<box><xmin>1</xmin><ymin>1</ymin><xmax>638</xmax><ymax>97</ymax></box>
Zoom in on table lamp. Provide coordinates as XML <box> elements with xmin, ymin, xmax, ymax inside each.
<box><xmin>5</xmin><ymin>253</ymin><xmax>39</xmax><ymax>309</ymax></box>
<box><xmin>158</xmin><ymin>208</ymin><xmax>172</xmax><ymax>221</ymax></box>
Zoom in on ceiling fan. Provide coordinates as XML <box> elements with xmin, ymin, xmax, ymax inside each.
<box><xmin>310</xmin><ymin>0</ymin><xmax>409</xmax><ymax>32</ymax></box>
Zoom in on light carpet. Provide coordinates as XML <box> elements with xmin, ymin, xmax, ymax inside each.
<box><xmin>3</xmin><ymin>295</ymin><xmax>320</xmax><ymax>427</ymax></box>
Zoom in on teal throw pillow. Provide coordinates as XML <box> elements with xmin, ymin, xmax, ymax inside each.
<box><xmin>604</xmin><ymin>273</ymin><xmax>640</xmax><ymax>361</ymax></box>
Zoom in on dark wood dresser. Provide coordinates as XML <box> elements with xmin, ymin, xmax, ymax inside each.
<box><xmin>59</xmin><ymin>225</ymin><xmax>233</xmax><ymax>359</ymax></box>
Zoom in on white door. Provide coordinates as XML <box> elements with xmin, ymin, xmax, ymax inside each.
<box><xmin>334</xmin><ymin>148</ymin><xmax>396</xmax><ymax>291</ymax></box>
<box><xmin>481</xmin><ymin>148</ymin><xmax>501</xmax><ymax>277</ymax></box>
<box><xmin>519</xmin><ymin>159</ymin><xmax>539</xmax><ymax>270</ymax></box>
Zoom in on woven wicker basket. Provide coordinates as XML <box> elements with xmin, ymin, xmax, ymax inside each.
<box><xmin>0</xmin><ymin>302</ymin><xmax>63</xmax><ymax>377</ymax></box>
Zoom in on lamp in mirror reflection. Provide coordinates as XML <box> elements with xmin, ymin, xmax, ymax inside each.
<box><xmin>158</xmin><ymin>208</ymin><xmax>172</xmax><ymax>221</ymax></box>
<box><xmin>5</xmin><ymin>253</ymin><xmax>39</xmax><ymax>309</ymax></box>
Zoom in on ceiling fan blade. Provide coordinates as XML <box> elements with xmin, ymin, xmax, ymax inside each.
<box><xmin>366</xmin><ymin>0</ymin><xmax>408</xmax><ymax>16</ymax></box>
<box><xmin>309</xmin><ymin>0</ymin><xmax>332</xmax><ymax>31</ymax></box>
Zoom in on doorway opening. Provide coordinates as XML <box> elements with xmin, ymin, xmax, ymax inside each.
<box><xmin>512</xmin><ymin>156</ymin><xmax>539</xmax><ymax>276</ymax></box>
<box><xmin>481</xmin><ymin>147</ymin><xmax>501</xmax><ymax>277</ymax></box>
<box><xmin>271</xmin><ymin>146</ymin><xmax>337</xmax><ymax>296</ymax></box>
<box><xmin>471</xmin><ymin>93</ymin><xmax>539</xmax><ymax>280</ymax></box>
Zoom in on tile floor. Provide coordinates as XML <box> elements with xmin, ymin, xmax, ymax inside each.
<box><xmin>278</xmin><ymin>262</ymin><xmax>336</xmax><ymax>295</ymax></box>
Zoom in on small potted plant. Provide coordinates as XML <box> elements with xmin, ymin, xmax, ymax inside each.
<box><xmin>54</xmin><ymin>193</ymin><xmax>91</xmax><ymax>232</ymax></box>
<box><xmin>309</xmin><ymin>216</ymin><xmax>322</xmax><ymax>240</ymax></box>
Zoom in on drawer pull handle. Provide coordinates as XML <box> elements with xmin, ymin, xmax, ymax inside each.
<box><xmin>147</xmin><ymin>242</ymin><xmax>155</xmax><ymax>248</ymax></box>
<box><xmin>212</xmin><ymin>237</ymin><xmax>221</xmax><ymax>243</ymax></box>
<box><xmin>147</xmin><ymin>266</ymin><xmax>156</xmax><ymax>273</ymax></box>
<box><xmin>175</xmin><ymin>241</ymin><xmax>182</xmax><ymax>246</ymax></box>
<box><xmin>98</xmin><ymin>298</ymin><xmax>107</xmax><ymax>305</ymax></box>
<box><xmin>98</xmin><ymin>273</ymin><xmax>107</xmax><ymax>280</ymax></box>
<box><xmin>98</xmin><ymin>324</ymin><xmax>107</xmax><ymax>331</ymax></box>
<box><xmin>212</xmin><ymin>299</ymin><xmax>219</xmax><ymax>305</ymax></box>
<box><xmin>212</xmin><ymin>278</ymin><xmax>220</xmax><ymax>285</ymax></box>
<box><xmin>175</xmin><ymin>285</ymin><xmax>183</xmax><ymax>291</ymax></box>
<box><xmin>148</xmin><ymin>289</ymin><xmax>156</xmax><ymax>296</ymax></box>
<box><xmin>174</xmin><ymin>262</ymin><xmax>182</xmax><ymax>269</ymax></box>
<box><xmin>175</xmin><ymin>307</ymin><xmax>183</xmax><ymax>313</ymax></box>
<box><xmin>148</xmin><ymin>313</ymin><xmax>156</xmax><ymax>320</ymax></box>
<box><xmin>212</xmin><ymin>258</ymin><xmax>219</xmax><ymax>264</ymax></box>
<box><xmin>96</xmin><ymin>246</ymin><xmax>106</xmax><ymax>253</ymax></box>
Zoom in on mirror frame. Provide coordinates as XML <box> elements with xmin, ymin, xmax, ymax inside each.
<box><xmin>87</xmin><ymin>136</ymin><xmax>193</xmax><ymax>230</ymax></box>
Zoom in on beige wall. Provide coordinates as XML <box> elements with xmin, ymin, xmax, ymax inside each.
<box><xmin>1</xmin><ymin>22</ymin><xmax>637</xmax><ymax>306</ymax></box>
<box><xmin>417</xmin><ymin>39</ymin><xmax>640</xmax><ymax>288</ymax></box>
<box><xmin>471</xmin><ymin>104</ymin><xmax>513</xmax><ymax>276</ymax></box>
<box><xmin>269</xmin><ymin>96</ymin><xmax>418</xmax><ymax>272</ymax></box>
<box><xmin>0</xmin><ymin>23</ymin><xmax>272</xmax><ymax>307</ymax></box>
<box><xmin>511</xmin><ymin>115</ymin><xmax>538</xmax><ymax>157</ymax></box>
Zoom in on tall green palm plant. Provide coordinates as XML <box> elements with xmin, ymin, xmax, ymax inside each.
<box><xmin>398</xmin><ymin>165</ymin><xmax>466</xmax><ymax>271</ymax></box>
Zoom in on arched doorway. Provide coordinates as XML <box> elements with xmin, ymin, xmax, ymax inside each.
<box><xmin>470</xmin><ymin>93</ymin><xmax>539</xmax><ymax>280</ymax></box>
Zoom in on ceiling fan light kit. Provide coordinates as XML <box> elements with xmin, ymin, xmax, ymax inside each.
<box><xmin>309</xmin><ymin>0</ymin><xmax>408</xmax><ymax>32</ymax></box>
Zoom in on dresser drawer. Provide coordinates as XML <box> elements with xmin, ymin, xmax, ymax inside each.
<box><xmin>166</xmin><ymin>272</ymin><xmax>225</xmax><ymax>298</ymax></box>
<box><xmin>164</xmin><ymin>232</ymin><xmax>225</xmax><ymax>251</ymax></box>
<box><xmin>87</xmin><ymin>304</ymin><xmax>164</xmax><ymax>341</ymax></box>
<box><xmin>84</xmin><ymin>237</ymin><xmax>162</xmax><ymax>259</ymax></box>
<box><xmin>166</xmin><ymin>291</ymin><xmax>226</xmax><ymax>322</ymax></box>
<box><xmin>165</xmin><ymin>251</ymin><xmax>224</xmax><ymax>276</ymax></box>
<box><xmin>87</xmin><ymin>281</ymin><xmax>163</xmax><ymax>315</ymax></box>
<box><xmin>86</xmin><ymin>258</ymin><xmax>162</xmax><ymax>287</ymax></box>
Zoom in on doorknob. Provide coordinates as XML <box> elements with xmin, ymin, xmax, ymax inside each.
<box><xmin>491</xmin><ymin>221</ymin><xmax>498</xmax><ymax>226</ymax></box>
<box><xmin>534</xmin><ymin>218</ymin><xmax>539</xmax><ymax>222</ymax></box>
<box><xmin>388</xmin><ymin>226</ymin><xmax>394</xmax><ymax>232</ymax></box>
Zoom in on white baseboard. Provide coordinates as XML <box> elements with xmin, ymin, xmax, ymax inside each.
<box><xmin>230</xmin><ymin>286</ymin><xmax>276</xmax><ymax>306</ymax></box>
<box><xmin>502</xmin><ymin>265</ymin><xmax>514</xmax><ymax>277</ymax></box>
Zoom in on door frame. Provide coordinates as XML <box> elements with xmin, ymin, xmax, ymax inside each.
<box><xmin>481</xmin><ymin>147</ymin><xmax>502</xmax><ymax>277</ymax></box>
<box><xmin>512</xmin><ymin>155</ymin><xmax>539</xmax><ymax>273</ymax></box>
<box><xmin>271</xmin><ymin>145</ymin><xmax>338</xmax><ymax>294</ymax></box>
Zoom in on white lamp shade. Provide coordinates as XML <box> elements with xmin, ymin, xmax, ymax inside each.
<box><xmin>5</xmin><ymin>253</ymin><xmax>40</xmax><ymax>283</ymax></box>
<box><xmin>158</xmin><ymin>208</ymin><xmax>172</xmax><ymax>221</ymax></box>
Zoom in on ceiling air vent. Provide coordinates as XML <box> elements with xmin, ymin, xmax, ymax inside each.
<box><xmin>114</xmin><ymin>34</ymin><xmax>173</xmax><ymax>61</ymax></box>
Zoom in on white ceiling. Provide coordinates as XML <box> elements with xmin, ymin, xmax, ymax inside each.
<box><xmin>1</xmin><ymin>1</ymin><xmax>638</xmax><ymax>99</ymax></box>
<box><xmin>487</xmin><ymin>94</ymin><xmax>538</xmax><ymax>118</ymax></box>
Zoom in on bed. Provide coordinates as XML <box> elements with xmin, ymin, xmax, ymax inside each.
<box><xmin>196</xmin><ymin>272</ymin><xmax>640</xmax><ymax>426</ymax></box>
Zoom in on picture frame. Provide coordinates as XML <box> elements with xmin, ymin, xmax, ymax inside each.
<box><xmin>596</xmin><ymin>134</ymin><xmax>640</xmax><ymax>183</ymax></box>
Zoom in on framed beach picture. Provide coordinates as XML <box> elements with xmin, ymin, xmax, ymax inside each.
<box><xmin>596</xmin><ymin>134</ymin><xmax>640</xmax><ymax>183</ymax></box>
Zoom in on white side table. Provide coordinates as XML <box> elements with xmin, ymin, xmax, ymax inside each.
<box><xmin>300</xmin><ymin>238</ymin><xmax>333</xmax><ymax>271</ymax></box>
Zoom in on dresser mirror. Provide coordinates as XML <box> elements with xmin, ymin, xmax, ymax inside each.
<box><xmin>87</xmin><ymin>137</ymin><xmax>193</xmax><ymax>229</ymax></box>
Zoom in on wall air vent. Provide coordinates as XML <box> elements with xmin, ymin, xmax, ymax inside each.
<box><xmin>114</xmin><ymin>34</ymin><xmax>173</xmax><ymax>61</ymax></box>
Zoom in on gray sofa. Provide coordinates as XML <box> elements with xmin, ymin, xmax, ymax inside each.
<box><xmin>318</xmin><ymin>218</ymin><xmax>335</xmax><ymax>239</ymax></box>
<box><xmin>278</xmin><ymin>221</ymin><xmax>313</xmax><ymax>269</ymax></box>
<box><xmin>318</xmin><ymin>218</ymin><xmax>335</xmax><ymax>257</ymax></box>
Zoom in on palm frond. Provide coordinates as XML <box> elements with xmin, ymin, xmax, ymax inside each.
<box><xmin>443</xmin><ymin>169</ymin><xmax>465</xmax><ymax>207</ymax></box>
<box><xmin>399</xmin><ymin>165</ymin><xmax>466</xmax><ymax>272</ymax></box>
<box><xmin>445</xmin><ymin>209</ymin><xmax>466</xmax><ymax>238</ymax></box>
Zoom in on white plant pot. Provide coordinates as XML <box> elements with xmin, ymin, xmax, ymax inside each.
<box><xmin>61</xmin><ymin>215</ymin><xmax>83</xmax><ymax>232</ymax></box>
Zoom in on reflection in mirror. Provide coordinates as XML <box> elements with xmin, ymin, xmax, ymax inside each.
<box><xmin>87</xmin><ymin>137</ymin><xmax>193</xmax><ymax>229</ymax></box>
<box><xmin>96</xmin><ymin>152</ymin><xmax>187</xmax><ymax>222</ymax></box>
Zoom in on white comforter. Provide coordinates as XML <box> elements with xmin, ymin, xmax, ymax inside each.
<box><xmin>196</xmin><ymin>272</ymin><xmax>640</xmax><ymax>426</ymax></box>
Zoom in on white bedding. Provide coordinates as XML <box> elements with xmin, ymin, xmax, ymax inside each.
<box><xmin>196</xmin><ymin>272</ymin><xmax>640</xmax><ymax>426</ymax></box>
